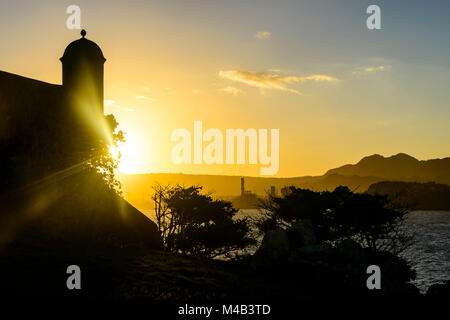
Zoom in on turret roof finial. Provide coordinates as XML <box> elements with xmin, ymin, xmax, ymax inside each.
<box><xmin>81</xmin><ymin>29</ymin><xmax>86</xmax><ymax>38</ymax></box>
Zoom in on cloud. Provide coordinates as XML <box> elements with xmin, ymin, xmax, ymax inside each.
<box><xmin>136</xmin><ymin>95</ymin><xmax>156</xmax><ymax>101</ymax></box>
<box><xmin>364</xmin><ymin>66</ymin><xmax>385</xmax><ymax>72</ymax></box>
<box><xmin>104</xmin><ymin>99</ymin><xmax>115</xmax><ymax>106</ymax></box>
<box><xmin>353</xmin><ymin>65</ymin><xmax>387</xmax><ymax>75</ymax></box>
<box><xmin>285</xmin><ymin>74</ymin><xmax>341</xmax><ymax>83</ymax></box>
<box><xmin>221</xmin><ymin>86</ymin><xmax>244</xmax><ymax>96</ymax></box>
<box><xmin>192</xmin><ymin>89</ymin><xmax>202</xmax><ymax>94</ymax></box>
<box><xmin>218</xmin><ymin>70</ymin><xmax>340</xmax><ymax>95</ymax></box>
<box><xmin>255</xmin><ymin>31</ymin><xmax>271</xmax><ymax>40</ymax></box>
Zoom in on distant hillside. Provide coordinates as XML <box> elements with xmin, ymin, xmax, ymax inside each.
<box><xmin>119</xmin><ymin>153</ymin><xmax>450</xmax><ymax>211</ymax></box>
<box><xmin>367</xmin><ymin>181</ymin><xmax>450</xmax><ymax>210</ymax></box>
<box><xmin>118</xmin><ymin>173</ymin><xmax>383</xmax><ymax>210</ymax></box>
<box><xmin>325</xmin><ymin>153</ymin><xmax>450</xmax><ymax>184</ymax></box>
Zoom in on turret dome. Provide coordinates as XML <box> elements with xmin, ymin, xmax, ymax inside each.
<box><xmin>60</xmin><ymin>30</ymin><xmax>106</xmax><ymax>63</ymax></box>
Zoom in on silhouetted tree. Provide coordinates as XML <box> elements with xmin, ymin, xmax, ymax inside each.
<box><xmin>0</xmin><ymin>110</ymin><xmax>124</xmax><ymax>194</ymax></box>
<box><xmin>257</xmin><ymin>186</ymin><xmax>413</xmax><ymax>254</ymax></box>
<box><xmin>152</xmin><ymin>184</ymin><xmax>255</xmax><ymax>258</ymax></box>
<box><xmin>88</xmin><ymin>114</ymin><xmax>124</xmax><ymax>192</ymax></box>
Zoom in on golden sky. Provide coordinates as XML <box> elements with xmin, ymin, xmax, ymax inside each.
<box><xmin>1</xmin><ymin>0</ymin><xmax>449</xmax><ymax>177</ymax></box>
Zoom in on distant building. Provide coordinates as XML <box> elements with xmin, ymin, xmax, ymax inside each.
<box><xmin>270</xmin><ymin>186</ymin><xmax>276</xmax><ymax>197</ymax></box>
<box><xmin>234</xmin><ymin>177</ymin><xmax>259</xmax><ymax>209</ymax></box>
<box><xmin>240</xmin><ymin>177</ymin><xmax>253</xmax><ymax>196</ymax></box>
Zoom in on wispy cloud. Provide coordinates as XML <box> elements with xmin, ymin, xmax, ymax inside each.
<box><xmin>136</xmin><ymin>95</ymin><xmax>156</xmax><ymax>101</ymax></box>
<box><xmin>287</xmin><ymin>74</ymin><xmax>341</xmax><ymax>83</ymax></box>
<box><xmin>218</xmin><ymin>70</ymin><xmax>340</xmax><ymax>95</ymax></box>
<box><xmin>255</xmin><ymin>31</ymin><xmax>271</xmax><ymax>40</ymax></box>
<box><xmin>221</xmin><ymin>86</ymin><xmax>244</xmax><ymax>96</ymax></box>
<box><xmin>353</xmin><ymin>65</ymin><xmax>388</xmax><ymax>75</ymax></box>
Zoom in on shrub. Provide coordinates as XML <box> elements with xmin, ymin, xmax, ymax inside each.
<box><xmin>153</xmin><ymin>184</ymin><xmax>255</xmax><ymax>258</ymax></box>
<box><xmin>257</xmin><ymin>186</ymin><xmax>413</xmax><ymax>254</ymax></box>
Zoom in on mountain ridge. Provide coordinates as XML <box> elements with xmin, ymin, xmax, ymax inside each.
<box><xmin>119</xmin><ymin>153</ymin><xmax>450</xmax><ymax>210</ymax></box>
<box><xmin>325</xmin><ymin>153</ymin><xmax>450</xmax><ymax>182</ymax></box>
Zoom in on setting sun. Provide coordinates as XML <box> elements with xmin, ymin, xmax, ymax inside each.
<box><xmin>110</xmin><ymin>138</ymin><xmax>145</xmax><ymax>174</ymax></box>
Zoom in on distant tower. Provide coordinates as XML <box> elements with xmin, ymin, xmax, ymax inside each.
<box><xmin>270</xmin><ymin>186</ymin><xmax>276</xmax><ymax>197</ymax></box>
<box><xmin>60</xmin><ymin>29</ymin><xmax>106</xmax><ymax>115</ymax></box>
<box><xmin>241</xmin><ymin>177</ymin><xmax>245</xmax><ymax>196</ymax></box>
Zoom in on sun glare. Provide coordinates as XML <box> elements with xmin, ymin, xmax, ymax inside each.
<box><xmin>109</xmin><ymin>144</ymin><xmax>121</xmax><ymax>161</ymax></box>
<box><xmin>109</xmin><ymin>139</ymin><xmax>143</xmax><ymax>174</ymax></box>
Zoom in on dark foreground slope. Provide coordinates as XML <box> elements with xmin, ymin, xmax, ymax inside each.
<box><xmin>0</xmin><ymin>171</ymin><xmax>161</xmax><ymax>249</ymax></box>
<box><xmin>0</xmin><ymin>241</ymin><xmax>423</xmax><ymax>301</ymax></box>
<box><xmin>0</xmin><ymin>243</ymin><xmax>262</xmax><ymax>300</ymax></box>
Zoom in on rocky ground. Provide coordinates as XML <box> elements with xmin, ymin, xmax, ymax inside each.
<box><xmin>0</xmin><ymin>242</ymin><xmax>285</xmax><ymax>300</ymax></box>
<box><xmin>0</xmin><ymin>219</ymin><xmax>448</xmax><ymax>301</ymax></box>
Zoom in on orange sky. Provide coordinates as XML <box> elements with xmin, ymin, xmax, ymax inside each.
<box><xmin>1</xmin><ymin>1</ymin><xmax>449</xmax><ymax>177</ymax></box>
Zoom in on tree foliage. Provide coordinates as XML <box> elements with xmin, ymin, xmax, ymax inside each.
<box><xmin>257</xmin><ymin>186</ymin><xmax>413</xmax><ymax>254</ymax></box>
<box><xmin>152</xmin><ymin>184</ymin><xmax>255</xmax><ymax>258</ymax></box>
<box><xmin>88</xmin><ymin>114</ymin><xmax>124</xmax><ymax>192</ymax></box>
<box><xmin>0</xmin><ymin>109</ymin><xmax>124</xmax><ymax>194</ymax></box>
